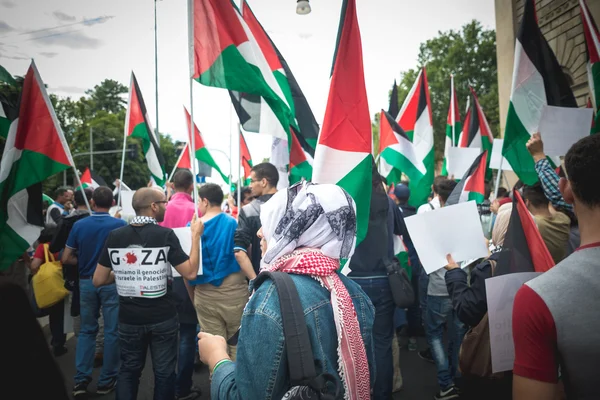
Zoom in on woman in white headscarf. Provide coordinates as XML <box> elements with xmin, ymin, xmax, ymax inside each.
<box><xmin>197</xmin><ymin>182</ymin><xmax>375</xmax><ymax>400</ymax></box>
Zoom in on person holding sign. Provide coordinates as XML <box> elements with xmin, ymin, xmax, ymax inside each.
<box><xmin>93</xmin><ymin>188</ymin><xmax>204</xmax><ymax>400</ymax></box>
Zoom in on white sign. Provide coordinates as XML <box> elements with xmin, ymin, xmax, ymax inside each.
<box><xmin>539</xmin><ymin>105</ymin><xmax>593</xmax><ymax>157</ymax></box>
<box><xmin>490</xmin><ymin>139</ymin><xmax>513</xmax><ymax>171</ymax></box>
<box><xmin>405</xmin><ymin>201</ymin><xmax>489</xmax><ymax>275</ymax></box>
<box><xmin>485</xmin><ymin>272</ymin><xmax>541</xmax><ymax>373</ymax></box>
<box><xmin>108</xmin><ymin>247</ymin><xmax>169</xmax><ymax>298</ymax></box>
<box><xmin>119</xmin><ymin>190</ymin><xmax>136</xmax><ymax>218</ymax></box>
<box><xmin>446</xmin><ymin>147</ymin><xmax>481</xmax><ymax>178</ymax></box>
<box><xmin>173</xmin><ymin>227</ymin><xmax>203</xmax><ymax>277</ymax></box>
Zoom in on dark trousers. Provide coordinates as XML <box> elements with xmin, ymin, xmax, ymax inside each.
<box><xmin>176</xmin><ymin>323</ymin><xmax>198</xmax><ymax>397</ymax></box>
<box><xmin>116</xmin><ymin>316</ymin><xmax>179</xmax><ymax>400</ymax></box>
<box><xmin>406</xmin><ymin>269</ymin><xmax>422</xmax><ymax>337</ymax></box>
<box><xmin>47</xmin><ymin>299</ymin><xmax>66</xmax><ymax>349</ymax></box>
<box><xmin>351</xmin><ymin>277</ymin><xmax>395</xmax><ymax>400</ymax></box>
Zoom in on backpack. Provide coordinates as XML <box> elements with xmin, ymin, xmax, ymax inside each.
<box><xmin>458</xmin><ymin>259</ymin><xmax>505</xmax><ymax>379</ymax></box>
<box><xmin>254</xmin><ymin>271</ymin><xmax>341</xmax><ymax>400</ymax></box>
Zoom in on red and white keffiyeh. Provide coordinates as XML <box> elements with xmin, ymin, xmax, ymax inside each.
<box><xmin>260</xmin><ymin>182</ymin><xmax>370</xmax><ymax>400</ymax></box>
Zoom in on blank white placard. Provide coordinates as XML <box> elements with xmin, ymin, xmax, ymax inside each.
<box><xmin>119</xmin><ymin>190</ymin><xmax>136</xmax><ymax>217</ymax></box>
<box><xmin>539</xmin><ymin>105</ymin><xmax>593</xmax><ymax>157</ymax></box>
<box><xmin>405</xmin><ymin>201</ymin><xmax>489</xmax><ymax>275</ymax></box>
<box><xmin>172</xmin><ymin>227</ymin><xmax>203</xmax><ymax>276</ymax></box>
<box><xmin>446</xmin><ymin>147</ymin><xmax>481</xmax><ymax>178</ymax></box>
<box><xmin>490</xmin><ymin>139</ymin><xmax>513</xmax><ymax>171</ymax></box>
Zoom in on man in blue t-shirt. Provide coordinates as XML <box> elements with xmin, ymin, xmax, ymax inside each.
<box><xmin>62</xmin><ymin>186</ymin><xmax>126</xmax><ymax>398</ymax></box>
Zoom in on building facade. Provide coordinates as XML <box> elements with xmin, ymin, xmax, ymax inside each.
<box><xmin>495</xmin><ymin>0</ymin><xmax>600</xmax><ymax>135</ymax></box>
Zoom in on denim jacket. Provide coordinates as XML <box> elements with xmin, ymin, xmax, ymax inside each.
<box><xmin>211</xmin><ymin>273</ymin><xmax>376</xmax><ymax>400</ymax></box>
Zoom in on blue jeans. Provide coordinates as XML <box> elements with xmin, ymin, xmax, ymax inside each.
<box><xmin>425</xmin><ymin>295</ymin><xmax>467</xmax><ymax>390</ymax></box>
<box><xmin>116</xmin><ymin>316</ymin><xmax>179</xmax><ymax>400</ymax></box>
<box><xmin>75</xmin><ymin>279</ymin><xmax>119</xmax><ymax>386</ymax></box>
<box><xmin>351</xmin><ymin>277</ymin><xmax>394</xmax><ymax>400</ymax></box>
<box><xmin>176</xmin><ymin>323</ymin><xmax>198</xmax><ymax>397</ymax></box>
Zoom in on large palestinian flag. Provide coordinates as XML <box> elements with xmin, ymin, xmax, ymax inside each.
<box><xmin>396</xmin><ymin>68</ymin><xmax>435</xmax><ymax>207</ymax></box>
<box><xmin>183</xmin><ymin>107</ymin><xmax>228</xmax><ymax>183</ymax></box>
<box><xmin>446</xmin><ymin>150</ymin><xmax>488</xmax><ymax>206</ymax></box>
<box><xmin>228</xmin><ymin>0</ymin><xmax>319</xmax><ymax>154</ymax></box>
<box><xmin>80</xmin><ymin>168</ymin><xmax>108</xmax><ymax>189</ymax></box>
<box><xmin>378</xmin><ymin>109</ymin><xmax>426</xmax><ymax>186</ymax></box>
<box><xmin>0</xmin><ymin>61</ymin><xmax>75</xmax><ymax>271</ymax></box>
<box><xmin>125</xmin><ymin>72</ymin><xmax>167</xmax><ymax>186</ymax></box>
<box><xmin>580</xmin><ymin>0</ymin><xmax>600</xmax><ymax>134</ymax></box>
<box><xmin>312</xmin><ymin>0</ymin><xmax>373</xmax><ymax>246</ymax></box>
<box><xmin>192</xmin><ymin>0</ymin><xmax>292</xmax><ymax>137</ymax></box>
<box><xmin>502</xmin><ymin>0</ymin><xmax>577</xmax><ymax>185</ymax></box>
<box><xmin>459</xmin><ymin>87</ymin><xmax>494</xmax><ymax>179</ymax></box>
<box><xmin>442</xmin><ymin>75</ymin><xmax>461</xmax><ymax>176</ymax></box>
<box><xmin>496</xmin><ymin>189</ymin><xmax>555</xmax><ymax>276</ymax></box>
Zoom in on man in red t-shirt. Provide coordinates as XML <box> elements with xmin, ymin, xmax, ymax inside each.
<box><xmin>512</xmin><ymin>134</ymin><xmax>600</xmax><ymax>399</ymax></box>
<box><xmin>30</xmin><ymin>232</ymin><xmax>66</xmax><ymax>357</ymax></box>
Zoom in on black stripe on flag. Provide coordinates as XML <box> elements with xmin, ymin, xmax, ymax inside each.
<box><xmin>382</xmin><ymin>109</ymin><xmax>411</xmax><ymax>142</ymax></box>
<box><xmin>445</xmin><ymin>151</ymin><xmax>487</xmax><ymax>206</ymax></box>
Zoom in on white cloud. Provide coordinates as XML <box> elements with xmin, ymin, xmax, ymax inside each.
<box><xmin>29</xmin><ymin>30</ymin><xmax>102</xmax><ymax>50</ymax></box>
<box><xmin>53</xmin><ymin>11</ymin><xmax>76</xmax><ymax>22</ymax></box>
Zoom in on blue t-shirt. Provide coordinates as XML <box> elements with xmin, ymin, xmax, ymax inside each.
<box><xmin>66</xmin><ymin>212</ymin><xmax>127</xmax><ymax>277</ymax></box>
<box><xmin>189</xmin><ymin>213</ymin><xmax>240</xmax><ymax>286</ymax></box>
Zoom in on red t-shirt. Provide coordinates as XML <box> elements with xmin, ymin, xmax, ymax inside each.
<box><xmin>33</xmin><ymin>243</ymin><xmax>59</xmax><ymax>261</ymax></box>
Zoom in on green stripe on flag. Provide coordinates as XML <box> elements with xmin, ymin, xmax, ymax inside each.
<box><xmin>380</xmin><ymin>147</ymin><xmax>424</xmax><ymax>186</ymax></box>
<box><xmin>337</xmin><ymin>155</ymin><xmax>372</xmax><ymax>245</ymax></box>
<box><xmin>0</xmin><ymin>224</ymin><xmax>31</xmax><ymax>271</ymax></box>
<box><xmin>196</xmin><ymin>147</ymin><xmax>229</xmax><ymax>182</ymax></box>
<box><xmin>408</xmin><ymin>149</ymin><xmax>434</xmax><ymax>208</ymax></box>
<box><xmin>502</xmin><ymin>102</ymin><xmax>538</xmax><ymax>185</ymax></box>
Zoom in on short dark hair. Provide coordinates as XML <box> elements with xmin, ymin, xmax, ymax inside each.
<box><xmin>565</xmin><ymin>134</ymin><xmax>600</xmax><ymax>208</ymax></box>
<box><xmin>198</xmin><ymin>183</ymin><xmax>223</xmax><ymax>206</ymax></box>
<box><xmin>433</xmin><ymin>176</ymin><xmax>448</xmax><ymax>195</ymax></box>
<box><xmin>497</xmin><ymin>187</ymin><xmax>509</xmax><ymax>198</ymax></box>
<box><xmin>437</xmin><ymin>179</ymin><xmax>457</xmax><ymax>204</ymax></box>
<box><xmin>93</xmin><ymin>187</ymin><xmax>114</xmax><ymax>209</ymax></box>
<box><xmin>233</xmin><ymin>186</ymin><xmax>253</xmax><ymax>206</ymax></box>
<box><xmin>54</xmin><ymin>186</ymin><xmax>69</xmax><ymax>199</ymax></box>
<box><xmin>173</xmin><ymin>169</ymin><xmax>194</xmax><ymax>191</ymax></box>
<box><xmin>522</xmin><ymin>183</ymin><xmax>549</xmax><ymax>208</ymax></box>
<box><xmin>74</xmin><ymin>188</ymin><xmax>93</xmax><ymax>208</ymax></box>
<box><xmin>251</xmin><ymin>163</ymin><xmax>279</xmax><ymax>188</ymax></box>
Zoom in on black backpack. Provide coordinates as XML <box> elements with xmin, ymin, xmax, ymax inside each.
<box><xmin>253</xmin><ymin>271</ymin><xmax>341</xmax><ymax>400</ymax></box>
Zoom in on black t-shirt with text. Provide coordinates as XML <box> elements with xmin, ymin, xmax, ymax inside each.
<box><xmin>98</xmin><ymin>224</ymin><xmax>189</xmax><ymax>325</ymax></box>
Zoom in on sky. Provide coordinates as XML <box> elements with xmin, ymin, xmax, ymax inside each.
<box><xmin>0</xmin><ymin>0</ymin><xmax>496</xmax><ymax>185</ymax></box>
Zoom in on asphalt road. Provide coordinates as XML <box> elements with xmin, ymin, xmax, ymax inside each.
<box><xmin>49</xmin><ymin>327</ymin><xmax>438</xmax><ymax>400</ymax></box>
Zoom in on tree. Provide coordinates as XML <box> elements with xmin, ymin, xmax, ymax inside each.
<box><xmin>393</xmin><ymin>20</ymin><xmax>498</xmax><ymax>162</ymax></box>
<box><xmin>85</xmin><ymin>79</ymin><xmax>128</xmax><ymax>115</ymax></box>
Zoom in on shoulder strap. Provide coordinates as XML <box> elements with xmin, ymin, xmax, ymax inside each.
<box><xmin>428</xmin><ymin>202</ymin><xmax>434</xmax><ymax>210</ymax></box>
<box><xmin>254</xmin><ymin>271</ymin><xmax>318</xmax><ymax>385</ymax></box>
<box><xmin>488</xmin><ymin>259</ymin><xmax>497</xmax><ymax>276</ymax></box>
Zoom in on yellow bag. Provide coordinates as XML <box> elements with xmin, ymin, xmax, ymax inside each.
<box><xmin>32</xmin><ymin>244</ymin><xmax>69</xmax><ymax>309</ymax></box>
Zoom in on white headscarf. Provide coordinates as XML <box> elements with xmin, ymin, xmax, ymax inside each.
<box><xmin>260</xmin><ymin>181</ymin><xmax>357</xmax><ymax>265</ymax></box>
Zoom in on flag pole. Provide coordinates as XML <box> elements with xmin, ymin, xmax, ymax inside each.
<box><xmin>154</xmin><ymin>0</ymin><xmax>160</xmax><ymax>142</ymax></box>
<box><xmin>493</xmin><ymin>157</ymin><xmax>504</xmax><ymax>199</ymax></box>
<box><xmin>229</xmin><ymin>104</ymin><xmax>234</xmax><ymax>195</ymax></box>
<box><xmin>72</xmin><ymin>167</ymin><xmax>92</xmax><ymax>212</ymax></box>
<box><xmin>118</xmin><ymin>74</ymin><xmax>132</xmax><ymax>210</ymax></box>
<box><xmin>188</xmin><ymin>0</ymin><xmax>198</xmax><ymax>217</ymax></box>
<box><xmin>450</xmin><ymin>74</ymin><xmax>456</xmax><ymax>147</ymax></box>
<box><xmin>237</xmin><ymin>122</ymin><xmax>242</xmax><ymax>210</ymax></box>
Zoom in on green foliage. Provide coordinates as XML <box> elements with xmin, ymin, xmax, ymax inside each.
<box><xmin>1</xmin><ymin>77</ymin><xmax>181</xmax><ymax>194</ymax></box>
<box><xmin>394</xmin><ymin>20</ymin><xmax>498</xmax><ymax>162</ymax></box>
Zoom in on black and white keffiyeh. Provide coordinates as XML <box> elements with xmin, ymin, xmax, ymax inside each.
<box><xmin>130</xmin><ymin>216</ymin><xmax>157</xmax><ymax>225</ymax></box>
<box><xmin>260</xmin><ymin>181</ymin><xmax>357</xmax><ymax>265</ymax></box>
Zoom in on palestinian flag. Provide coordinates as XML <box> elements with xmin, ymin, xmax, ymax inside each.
<box><xmin>388</xmin><ymin>79</ymin><xmax>400</xmax><ymax>119</ymax></box>
<box><xmin>0</xmin><ymin>61</ymin><xmax>75</xmax><ymax>271</ymax></box>
<box><xmin>240</xmin><ymin>131</ymin><xmax>253</xmax><ymax>181</ymax></box>
<box><xmin>0</xmin><ymin>64</ymin><xmax>16</xmax><ymax>85</ymax></box>
<box><xmin>393</xmin><ymin>235</ymin><xmax>411</xmax><ymax>279</ymax></box>
<box><xmin>183</xmin><ymin>106</ymin><xmax>228</xmax><ymax>183</ymax></box>
<box><xmin>125</xmin><ymin>72</ymin><xmax>167</xmax><ymax>186</ymax></box>
<box><xmin>442</xmin><ymin>75</ymin><xmax>461</xmax><ymax>176</ymax></box>
<box><xmin>502</xmin><ymin>0</ymin><xmax>577</xmax><ymax>185</ymax></box>
<box><xmin>496</xmin><ymin>189</ymin><xmax>555</xmax><ymax>276</ymax></box>
<box><xmin>289</xmin><ymin>127</ymin><xmax>313</xmax><ymax>184</ymax></box>
<box><xmin>580</xmin><ymin>0</ymin><xmax>600</xmax><ymax>134</ymax></box>
<box><xmin>175</xmin><ymin>143</ymin><xmax>192</xmax><ymax>170</ymax></box>
<box><xmin>312</xmin><ymin>0</ymin><xmax>373</xmax><ymax>245</ymax></box>
<box><xmin>396</xmin><ymin>68</ymin><xmax>434</xmax><ymax>208</ymax></box>
<box><xmin>192</xmin><ymin>0</ymin><xmax>292</xmax><ymax>137</ymax></box>
<box><xmin>80</xmin><ymin>168</ymin><xmax>108</xmax><ymax>189</ymax></box>
<box><xmin>460</xmin><ymin>87</ymin><xmax>494</xmax><ymax>179</ymax></box>
<box><xmin>378</xmin><ymin>109</ymin><xmax>426</xmax><ymax>186</ymax></box>
<box><xmin>446</xmin><ymin>150</ymin><xmax>488</xmax><ymax>205</ymax></box>
<box><xmin>228</xmin><ymin>0</ymin><xmax>319</xmax><ymax>154</ymax></box>
<box><xmin>0</xmin><ymin>65</ymin><xmax>18</xmax><ymax>140</ymax></box>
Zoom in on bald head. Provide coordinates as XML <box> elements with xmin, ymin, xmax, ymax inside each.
<box><xmin>132</xmin><ymin>188</ymin><xmax>167</xmax><ymax>220</ymax></box>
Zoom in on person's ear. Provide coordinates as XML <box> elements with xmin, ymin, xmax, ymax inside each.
<box><xmin>559</xmin><ymin>178</ymin><xmax>575</xmax><ymax>205</ymax></box>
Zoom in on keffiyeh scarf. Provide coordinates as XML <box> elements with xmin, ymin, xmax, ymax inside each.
<box><xmin>130</xmin><ymin>216</ymin><xmax>157</xmax><ymax>225</ymax></box>
<box><xmin>260</xmin><ymin>182</ymin><xmax>370</xmax><ymax>400</ymax></box>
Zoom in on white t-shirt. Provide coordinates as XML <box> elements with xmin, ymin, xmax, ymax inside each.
<box><xmin>417</xmin><ymin>196</ymin><xmax>440</xmax><ymax>214</ymax></box>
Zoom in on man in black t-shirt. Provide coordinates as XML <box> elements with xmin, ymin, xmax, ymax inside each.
<box><xmin>93</xmin><ymin>188</ymin><xmax>203</xmax><ymax>399</ymax></box>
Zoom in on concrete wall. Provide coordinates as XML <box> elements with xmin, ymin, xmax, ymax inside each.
<box><xmin>495</xmin><ymin>0</ymin><xmax>600</xmax><ymax>136</ymax></box>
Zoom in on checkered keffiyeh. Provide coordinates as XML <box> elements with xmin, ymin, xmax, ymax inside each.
<box><xmin>130</xmin><ymin>216</ymin><xmax>157</xmax><ymax>225</ymax></box>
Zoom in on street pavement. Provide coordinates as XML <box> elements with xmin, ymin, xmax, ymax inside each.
<box><xmin>48</xmin><ymin>325</ymin><xmax>437</xmax><ymax>400</ymax></box>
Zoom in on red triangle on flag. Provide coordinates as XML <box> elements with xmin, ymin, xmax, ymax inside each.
<box><xmin>240</xmin><ymin>131</ymin><xmax>252</xmax><ymax>179</ymax></box>
<box><xmin>289</xmin><ymin>128</ymin><xmax>307</xmax><ymax>169</ymax></box>
<box><xmin>379</xmin><ymin>110</ymin><xmax>398</xmax><ymax>152</ymax></box>
<box><xmin>241</xmin><ymin>0</ymin><xmax>282</xmax><ymax>72</ymax></box>
<box><xmin>16</xmin><ymin>62</ymin><xmax>72</xmax><ymax>167</ymax></box>
<box><xmin>81</xmin><ymin>168</ymin><xmax>92</xmax><ymax>186</ymax></box>
<box><xmin>176</xmin><ymin>143</ymin><xmax>192</xmax><ymax>170</ymax></box>
<box><xmin>463</xmin><ymin>150</ymin><xmax>488</xmax><ymax>196</ymax></box>
<box><xmin>183</xmin><ymin>106</ymin><xmax>207</xmax><ymax>151</ymax></box>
